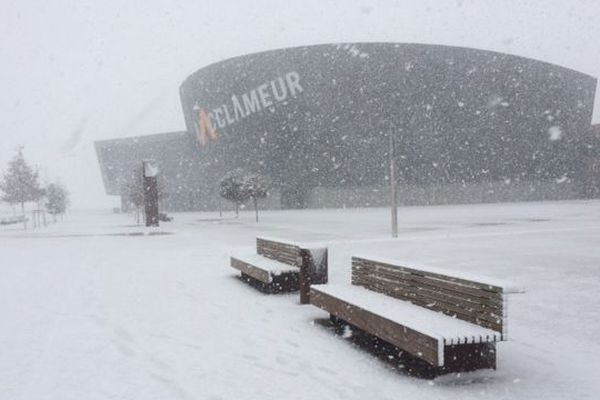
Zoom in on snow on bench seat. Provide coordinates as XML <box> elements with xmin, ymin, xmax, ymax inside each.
<box><xmin>230</xmin><ymin>253</ymin><xmax>299</xmax><ymax>284</ymax></box>
<box><xmin>312</xmin><ymin>283</ymin><xmax>501</xmax><ymax>345</ymax></box>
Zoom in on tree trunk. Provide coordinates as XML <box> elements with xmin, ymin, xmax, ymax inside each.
<box><xmin>253</xmin><ymin>197</ymin><xmax>258</xmax><ymax>222</ymax></box>
<box><xmin>235</xmin><ymin>202</ymin><xmax>239</xmax><ymax>218</ymax></box>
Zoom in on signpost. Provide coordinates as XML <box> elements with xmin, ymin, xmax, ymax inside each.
<box><xmin>142</xmin><ymin>160</ymin><xmax>159</xmax><ymax>227</ymax></box>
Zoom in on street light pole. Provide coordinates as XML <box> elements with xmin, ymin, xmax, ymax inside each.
<box><xmin>390</xmin><ymin>133</ymin><xmax>398</xmax><ymax>238</ymax></box>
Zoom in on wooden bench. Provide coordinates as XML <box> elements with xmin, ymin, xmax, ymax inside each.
<box><xmin>0</xmin><ymin>215</ymin><xmax>26</xmax><ymax>226</ymax></box>
<box><xmin>230</xmin><ymin>237</ymin><xmax>328</xmax><ymax>303</ymax></box>
<box><xmin>310</xmin><ymin>255</ymin><xmax>523</xmax><ymax>377</ymax></box>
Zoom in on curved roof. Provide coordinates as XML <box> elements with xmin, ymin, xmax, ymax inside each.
<box><xmin>182</xmin><ymin>42</ymin><xmax>596</xmax><ymax>86</ymax></box>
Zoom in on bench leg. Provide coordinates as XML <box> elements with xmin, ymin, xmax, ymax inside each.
<box><xmin>330</xmin><ymin>314</ymin><xmax>343</xmax><ymax>325</ymax></box>
<box><xmin>270</xmin><ymin>272</ymin><xmax>299</xmax><ymax>293</ymax></box>
<box><xmin>329</xmin><ymin>314</ymin><xmax>350</xmax><ymax>335</ymax></box>
<box><xmin>239</xmin><ymin>272</ymin><xmax>299</xmax><ymax>294</ymax></box>
<box><xmin>239</xmin><ymin>273</ymin><xmax>272</xmax><ymax>293</ymax></box>
<box><xmin>442</xmin><ymin>342</ymin><xmax>496</xmax><ymax>374</ymax></box>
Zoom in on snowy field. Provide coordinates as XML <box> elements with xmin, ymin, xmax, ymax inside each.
<box><xmin>1</xmin><ymin>200</ymin><xmax>599</xmax><ymax>400</ymax></box>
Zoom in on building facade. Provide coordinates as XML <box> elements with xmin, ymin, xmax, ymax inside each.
<box><xmin>96</xmin><ymin>43</ymin><xmax>598</xmax><ymax>210</ymax></box>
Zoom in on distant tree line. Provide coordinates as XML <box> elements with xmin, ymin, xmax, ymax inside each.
<box><xmin>0</xmin><ymin>148</ymin><xmax>69</xmax><ymax>228</ymax></box>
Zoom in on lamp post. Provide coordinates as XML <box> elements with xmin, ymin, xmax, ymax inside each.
<box><xmin>390</xmin><ymin>132</ymin><xmax>398</xmax><ymax>238</ymax></box>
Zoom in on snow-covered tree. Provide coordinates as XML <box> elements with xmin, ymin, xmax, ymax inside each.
<box><xmin>45</xmin><ymin>183</ymin><xmax>69</xmax><ymax>221</ymax></box>
<box><xmin>219</xmin><ymin>169</ymin><xmax>269</xmax><ymax>221</ymax></box>
<box><xmin>219</xmin><ymin>169</ymin><xmax>251</xmax><ymax>217</ymax></box>
<box><xmin>123</xmin><ymin>170</ymin><xmax>144</xmax><ymax>210</ymax></box>
<box><xmin>0</xmin><ymin>149</ymin><xmax>43</xmax><ymax>228</ymax></box>
<box><xmin>245</xmin><ymin>172</ymin><xmax>269</xmax><ymax>222</ymax></box>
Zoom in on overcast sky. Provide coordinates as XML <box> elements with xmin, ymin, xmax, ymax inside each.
<box><xmin>1</xmin><ymin>0</ymin><xmax>599</xmax><ymax>208</ymax></box>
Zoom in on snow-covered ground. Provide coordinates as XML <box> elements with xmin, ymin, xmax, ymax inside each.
<box><xmin>1</xmin><ymin>200</ymin><xmax>599</xmax><ymax>400</ymax></box>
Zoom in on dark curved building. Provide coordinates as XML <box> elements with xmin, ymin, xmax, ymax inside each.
<box><xmin>96</xmin><ymin>43</ymin><xmax>598</xmax><ymax>210</ymax></box>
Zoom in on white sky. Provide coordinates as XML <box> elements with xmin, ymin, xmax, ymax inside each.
<box><xmin>1</xmin><ymin>0</ymin><xmax>599</xmax><ymax>208</ymax></box>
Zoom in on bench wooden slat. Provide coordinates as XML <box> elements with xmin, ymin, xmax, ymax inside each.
<box><xmin>352</xmin><ymin>270</ymin><xmax>504</xmax><ymax>332</ymax></box>
<box><xmin>353</xmin><ymin>268</ymin><xmax>503</xmax><ymax>313</ymax></box>
<box><xmin>353</xmin><ymin>256</ymin><xmax>511</xmax><ymax>293</ymax></box>
<box><xmin>353</xmin><ymin>261</ymin><xmax>504</xmax><ymax>305</ymax></box>
<box><xmin>352</xmin><ymin>257</ymin><xmax>507</xmax><ymax>334</ymax></box>
<box><xmin>354</xmin><ymin>258</ymin><xmax>505</xmax><ymax>301</ymax></box>
<box><xmin>352</xmin><ymin>275</ymin><xmax>503</xmax><ymax>331</ymax></box>
<box><xmin>257</xmin><ymin>238</ymin><xmax>301</xmax><ymax>266</ymax></box>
